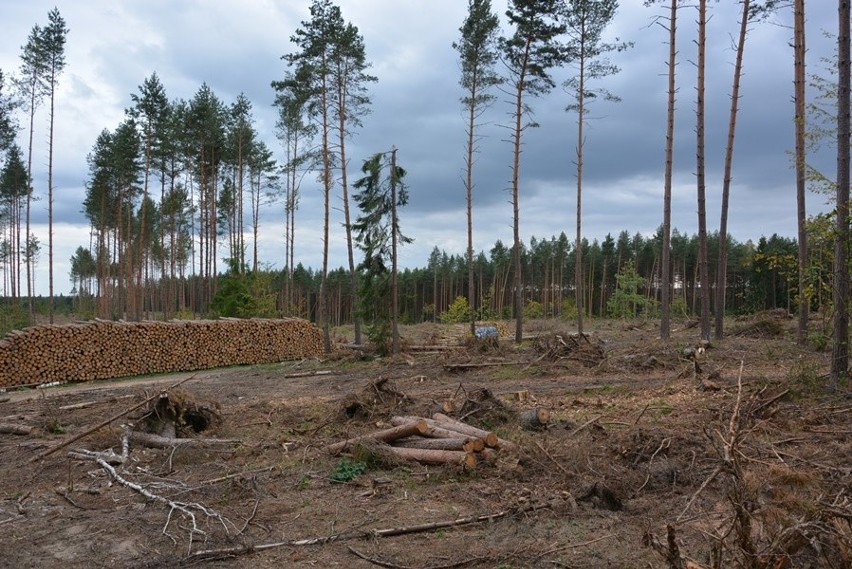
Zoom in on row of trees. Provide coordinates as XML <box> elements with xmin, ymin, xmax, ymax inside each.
<box><xmin>0</xmin><ymin>8</ymin><xmax>67</xmax><ymax>324</ymax></box>
<box><xmin>91</xmin><ymin>223</ymin><xmax>826</xmax><ymax>342</ymax></box>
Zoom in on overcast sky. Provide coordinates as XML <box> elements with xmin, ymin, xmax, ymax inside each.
<box><xmin>0</xmin><ymin>1</ymin><xmax>840</xmax><ymax>296</ymax></box>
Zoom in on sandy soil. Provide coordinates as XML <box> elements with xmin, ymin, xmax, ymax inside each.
<box><xmin>0</xmin><ymin>317</ymin><xmax>849</xmax><ymax>568</ymax></box>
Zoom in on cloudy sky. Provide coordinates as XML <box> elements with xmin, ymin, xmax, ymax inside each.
<box><xmin>0</xmin><ymin>0</ymin><xmax>840</xmax><ymax>296</ymax></box>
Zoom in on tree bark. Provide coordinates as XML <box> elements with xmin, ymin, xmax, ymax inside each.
<box><xmin>831</xmin><ymin>0</ymin><xmax>851</xmax><ymax>384</ymax></box>
<box><xmin>794</xmin><ymin>0</ymin><xmax>809</xmax><ymax>345</ymax></box>
<box><xmin>715</xmin><ymin>0</ymin><xmax>750</xmax><ymax>340</ymax></box>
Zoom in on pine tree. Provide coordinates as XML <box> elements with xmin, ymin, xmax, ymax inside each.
<box><xmin>17</xmin><ymin>24</ymin><xmax>47</xmax><ymax>323</ymax></box>
<box><xmin>352</xmin><ymin>150</ymin><xmax>412</xmax><ymax>355</ymax></box>
<box><xmin>695</xmin><ymin>0</ymin><xmax>711</xmax><ymax>341</ymax></box>
<box><xmin>41</xmin><ymin>8</ymin><xmax>68</xmax><ymax>324</ymax></box>
<box><xmin>272</xmin><ymin>68</ymin><xmax>318</xmax><ymax>316</ymax></box>
<box><xmin>455</xmin><ymin>0</ymin><xmax>502</xmax><ymax>337</ymax></box>
<box><xmin>562</xmin><ymin>0</ymin><xmax>629</xmax><ymax>335</ymax></box>
<box><xmin>831</xmin><ymin>0</ymin><xmax>851</xmax><ymax>384</ymax></box>
<box><xmin>793</xmin><ymin>0</ymin><xmax>808</xmax><ymax>344</ymax></box>
<box><xmin>330</xmin><ymin>17</ymin><xmax>376</xmax><ymax>347</ymax></box>
<box><xmin>501</xmin><ymin>0</ymin><xmax>567</xmax><ymax>343</ymax></box>
<box><xmin>129</xmin><ymin>73</ymin><xmax>168</xmax><ymax>319</ymax></box>
<box><xmin>0</xmin><ymin>146</ymin><xmax>27</xmax><ymax>300</ymax></box>
<box><xmin>285</xmin><ymin>0</ymin><xmax>345</xmax><ymax>352</ymax></box>
<box><xmin>0</xmin><ymin>70</ymin><xmax>17</xmax><ymax>153</ymax></box>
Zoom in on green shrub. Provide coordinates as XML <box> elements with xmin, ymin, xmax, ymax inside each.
<box><xmin>440</xmin><ymin>296</ymin><xmax>471</xmax><ymax>324</ymax></box>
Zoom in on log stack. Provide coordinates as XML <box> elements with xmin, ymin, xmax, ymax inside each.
<box><xmin>0</xmin><ymin>317</ymin><xmax>323</xmax><ymax>388</ymax></box>
<box><xmin>326</xmin><ymin>413</ymin><xmax>517</xmax><ymax>468</ymax></box>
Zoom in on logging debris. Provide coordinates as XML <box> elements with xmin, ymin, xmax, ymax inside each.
<box><xmin>340</xmin><ymin>378</ymin><xmax>413</xmax><ymax>419</ymax></box>
<box><xmin>533</xmin><ymin>332</ymin><xmax>606</xmax><ymax>366</ymax></box>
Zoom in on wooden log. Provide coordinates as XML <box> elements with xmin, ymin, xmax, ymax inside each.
<box><xmin>431</xmin><ymin>413</ymin><xmax>505</xmax><ymax>448</ymax></box>
<box><xmin>383</xmin><ymin>446</ymin><xmax>476</xmax><ymax>467</ymax></box>
<box><xmin>393</xmin><ymin>436</ymin><xmax>484</xmax><ymax>453</ymax></box>
<box><xmin>127</xmin><ymin>431</ymin><xmax>242</xmax><ymax>449</ymax></box>
<box><xmin>326</xmin><ymin>420</ymin><xmax>429</xmax><ymax>454</ymax></box>
<box><xmin>0</xmin><ymin>423</ymin><xmax>36</xmax><ymax>435</ymax></box>
<box><xmin>389</xmin><ymin>415</ymin><xmax>498</xmax><ymax>447</ymax></box>
<box><xmin>520</xmin><ymin>408</ymin><xmax>551</xmax><ymax>431</ymax></box>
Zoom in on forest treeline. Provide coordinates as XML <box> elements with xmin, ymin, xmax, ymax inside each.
<box><xmin>61</xmin><ymin>220</ymin><xmax>832</xmax><ymax>333</ymax></box>
<box><xmin>0</xmin><ymin>1</ymin><xmax>847</xmax><ymax>363</ymax></box>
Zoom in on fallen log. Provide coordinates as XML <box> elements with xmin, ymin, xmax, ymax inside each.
<box><xmin>326</xmin><ymin>420</ymin><xmax>428</xmax><ymax>455</ymax></box>
<box><xmin>394</xmin><ymin>436</ymin><xmax>484</xmax><ymax>453</ymax></box>
<box><xmin>127</xmin><ymin>431</ymin><xmax>242</xmax><ymax>449</ymax></box>
<box><xmin>0</xmin><ymin>423</ymin><xmax>35</xmax><ymax>435</ymax></box>
<box><xmin>391</xmin><ymin>415</ymin><xmax>499</xmax><ymax>448</ymax></box>
<box><xmin>432</xmin><ymin>413</ymin><xmax>517</xmax><ymax>451</ymax></box>
<box><xmin>368</xmin><ymin>445</ymin><xmax>476</xmax><ymax>468</ymax></box>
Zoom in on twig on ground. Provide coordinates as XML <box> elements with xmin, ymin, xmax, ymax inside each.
<box><xmin>569</xmin><ymin>415</ymin><xmax>602</xmax><ymax>437</ymax></box>
<box><xmin>535</xmin><ymin>534</ymin><xmax>617</xmax><ymax>558</ymax></box>
<box><xmin>200</xmin><ymin>466</ymin><xmax>274</xmax><ymax>486</ymax></box>
<box><xmin>534</xmin><ymin>441</ymin><xmax>573</xmax><ymax>478</ymax></box>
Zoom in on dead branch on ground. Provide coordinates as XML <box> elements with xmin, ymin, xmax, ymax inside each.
<box><xmin>186</xmin><ymin>504</ymin><xmax>546</xmax><ymax>562</ymax></box>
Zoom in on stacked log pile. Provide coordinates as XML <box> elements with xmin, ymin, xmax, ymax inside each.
<box><xmin>0</xmin><ymin>318</ymin><xmax>323</xmax><ymax>388</ymax></box>
<box><xmin>327</xmin><ymin>412</ymin><xmax>517</xmax><ymax>468</ymax></box>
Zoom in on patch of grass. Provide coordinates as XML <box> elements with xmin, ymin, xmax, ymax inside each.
<box><xmin>650</xmin><ymin>400</ymin><xmax>675</xmax><ymax>421</ymax></box>
<box><xmin>329</xmin><ymin>457</ymin><xmax>367</xmax><ymax>483</ymax></box>
<box><xmin>786</xmin><ymin>358</ymin><xmax>825</xmax><ymax>398</ymax></box>
<box><xmin>806</xmin><ymin>331</ymin><xmax>829</xmax><ymax>352</ymax></box>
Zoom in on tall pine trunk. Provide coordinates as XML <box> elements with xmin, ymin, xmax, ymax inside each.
<box><xmin>695</xmin><ymin>0</ymin><xmax>712</xmax><ymax>341</ymax></box>
<box><xmin>715</xmin><ymin>0</ymin><xmax>750</xmax><ymax>339</ymax></box>
<box><xmin>831</xmin><ymin>0</ymin><xmax>851</xmax><ymax>384</ymax></box>
<box><xmin>794</xmin><ymin>0</ymin><xmax>808</xmax><ymax>344</ymax></box>
<box><xmin>660</xmin><ymin>0</ymin><xmax>677</xmax><ymax>340</ymax></box>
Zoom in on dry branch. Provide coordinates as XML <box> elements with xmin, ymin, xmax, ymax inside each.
<box><xmin>187</xmin><ymin>505</ymin><xmax>537</xmax><ymax>562</ymax></box>
<box><xmin>92</xmin><ymin>455</ymin><xmax>231</xmax><ymax>547</ymax></box>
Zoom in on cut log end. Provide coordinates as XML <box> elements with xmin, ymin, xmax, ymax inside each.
<box><xmin>520</xmin><ymin>408</ymin><xmax>551</xmax><ymax>431</ymax></box>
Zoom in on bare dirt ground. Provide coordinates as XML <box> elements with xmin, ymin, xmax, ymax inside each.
<box><xmin>0</xmin><ymin>316</ymin><xmax>849</xmax><ymax>569</ymax></box>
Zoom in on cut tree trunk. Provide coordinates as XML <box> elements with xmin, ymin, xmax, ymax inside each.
<box><xmin>432</xmin><ymin>413</ymin><xmax>517</xmax><ymax>450</ymax></box>
<box><xmin>383</xmin><ymin>446</ymin><xmax>477</xmax><ymax>467</ymax></box>
<box><xmin>390</xmin><ymin>415</ymin><xmax>499</xmax><ymax>448</ymax></box>
<box><xmin>520</xmin><ymin>408</ymin><xmax>551</xmax><ymax>431</ymax></box>
<box><xmin>326</xmin><ymin>420</ymin><xmax>428</xmax><ymax>454</ymax></box>
<box><xmin>394</xmin><ymin>436</ymin><xmax>485</xmax><ymax>453</ymax></box>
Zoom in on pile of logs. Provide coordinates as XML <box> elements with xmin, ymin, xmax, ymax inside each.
<box><xmin>327</xmin><ymin>412</ymin><xmax>517</xmax><ymax>468</ymax></box>
<box><xmin>0</xmin><ymin>317</ymin><xmax>323</xmax><ymax>388</ymax></box>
